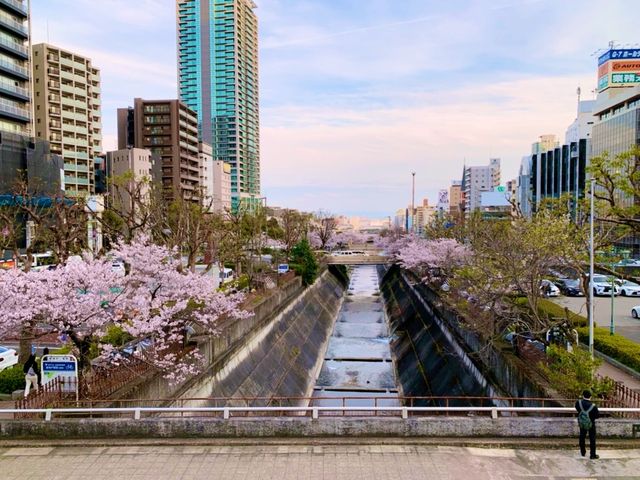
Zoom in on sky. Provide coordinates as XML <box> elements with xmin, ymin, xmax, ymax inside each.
<box><xmin>31</xmin><ymin>0</ymin><xmax>640</xmax><ymax>218</ymax></box>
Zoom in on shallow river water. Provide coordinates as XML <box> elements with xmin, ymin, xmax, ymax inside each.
<box><xmin>312</xmin><ymin>265</ymin><xmax>400</xmax><ymax>407</ymax></box>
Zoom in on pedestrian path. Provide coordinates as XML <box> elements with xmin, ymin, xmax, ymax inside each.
<box><xmin>597</xmin><ymin>361</ymin><xmax>640</xmax><ymax>391</ymax></box>
<box><xmin>0</xmin><ymin>443</ymin><xmax>638</xmax><ymax>479</ymax></box>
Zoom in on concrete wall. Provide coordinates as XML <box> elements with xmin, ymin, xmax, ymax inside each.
<box><xmin>405</xmin><ymin>272</ymin><xmax>555</xmax><ymax>404</ymax></box>
<box><xmin>111</xmin><ymin>276</ymin><xmax>306</xmax><ymax>403</ymax></box>
<box><xmin>170</xmin><ymin>268</ymin><xmax>346</xmax><ymax>406</ymax></box>
<box><xmin>379</xmin><ymin>266</ymin><xmax>497</xmax><ymax>403</ymax></box>
<box><xmin>1</xmin><ymin>417</ymin><xmax>637</xmax><ymax>439</ymax></box>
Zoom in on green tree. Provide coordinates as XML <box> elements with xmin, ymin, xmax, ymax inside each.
<box><xmin>589</xmin><ymin>145</ymin><xmax>640</xmax><ymax>233</ymax></box>
<box><xmin>290</xmin><ymin>238</ymin><xmax>318</xmax><ymax>286</ymax></box>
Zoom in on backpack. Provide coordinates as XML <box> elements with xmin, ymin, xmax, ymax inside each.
<box><xmin>578</xmin><ymin>400</ymin><xmax>594</xmax><ymax>430</ymax></box>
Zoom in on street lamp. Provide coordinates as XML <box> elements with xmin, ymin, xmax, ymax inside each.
<box><xmin>589</xmin><ymin>178</ymin><xmax>595</xmax><ymax>359</ymax></box>
<box><xmin>610</xmin><ymin>262</ymin><xmax>615</xmax><ymax>336</ymax></box>
<box><xmin>411</xmin><ymin>172</ymin><xmax>416</xmax><ymax>234</ymax></box>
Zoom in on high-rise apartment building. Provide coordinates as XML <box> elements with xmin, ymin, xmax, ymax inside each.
<box><xmin>0</xmin><ymin>0</ymin><xmax>31</xmax><ymax>135</ymax></box>
<box><xmin>31</xmin><ymin>44</ymin><xmax>102</xmax><ymax>197</ymax></box>
<box><xmin>117</xmin><ymin>98</ymin><xmax>200</xmax><ymax>200</ymax></box>
<box><xmin>177</xmin><ymin>0</ymin><xmax>260</xmax><ymax>209</ymax></box>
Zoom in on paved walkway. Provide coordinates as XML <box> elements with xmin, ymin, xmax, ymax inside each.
<box><xmin>0</xmin><ymin>443</ymin><xmax>639</xmax><ymax>479</ymax></box>
<box><xmin>597</xmin><ymin>360</ymin><xmax>640</xmax><ymax>391</ymax></box>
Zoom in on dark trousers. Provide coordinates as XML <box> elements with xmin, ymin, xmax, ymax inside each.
<box><xmin>579</xmin><ymin>426</ymin><xmax>596</xmax><ymax>457</ymax></box>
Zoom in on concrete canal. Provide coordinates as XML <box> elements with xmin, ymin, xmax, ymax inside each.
<box><xmin>312</xmin><ymin>265</ymin><xmax>400</xmax><ymax>407</ymax></box>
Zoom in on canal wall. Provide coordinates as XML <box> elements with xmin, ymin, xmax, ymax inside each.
<box><xmin>1</xmin><ymin>417</ymin><xmax>638</xmax><ymax>439</ymax></box>
<box><xmin>171</xmin><ymin>267</ymin><xmax>347</xmax><ymax>406</ymax></box>
<box><xmin>380</xmin><ymin>266</ymin><xmax>500</xmax><ymax>405</ymax></box>
<box><xmin>405</xmin><ymin>272</ymin><xmax>554</xmax><ymax>403</ymax></box>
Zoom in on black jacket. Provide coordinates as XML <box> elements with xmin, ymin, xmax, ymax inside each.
<box><xmin>575</xmin><ymin>398</ymin><xmax>599</xmax><ymax>423</ymax></box>
<box><xmin>23</xmin><ymin>356</ymin><xmax>39</xmax><ymax>376</ymax></box>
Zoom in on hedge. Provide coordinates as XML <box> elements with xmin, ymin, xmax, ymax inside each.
<box><xmin>0</xmin><ymin>365</ymin><xmax>24</xmax><ymax>394</ymax></box>
<box><xmin>577</xmin><ymin>327</ymin><xmax>640</xmax><ymax>373</ymax></box>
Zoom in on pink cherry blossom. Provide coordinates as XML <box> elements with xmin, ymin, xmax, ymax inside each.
<box><xmin>0</xmin><ymin>236</ymin><xmax>249</xmax><ymax>384</ymax></box>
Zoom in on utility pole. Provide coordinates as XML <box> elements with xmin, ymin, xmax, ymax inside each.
<box><xmin>411</xmin><ymin>172</ymin><xmax>416</xmax><ymax>234</ymax></box>
<box><xmin>589</xmin><ymin>178</ymin><xmax>595</xmax><ymax>359</ymax></box>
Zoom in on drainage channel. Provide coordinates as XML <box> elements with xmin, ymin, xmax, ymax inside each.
<box><xmin>312</xmin><ymin>265</ymin><xmax>400</xmax><ymax>407</ymax></box>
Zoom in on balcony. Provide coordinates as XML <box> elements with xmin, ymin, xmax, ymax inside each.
<box><xmin>0</xmin><ymin>13</ymin><xmax>28</xmax><ymax>38</ymax></box>
<box><xmin>0</xmin><ymin>81</ymin><xmax>28</xmax><ymax>101</ymax></box>
<box><xmin>0</xmin><ymin>34</ymin><xmax>27</xmax><ymax>59</ymax></box>
<box><xmin>0</xmin><ymin>101</ymin><xmax>29</xmax><ymax>122</ymax></box>
<box><xmin>0</xmin><ymin>57</ymin><xmax>27</xmax><ymax>79</ymax></box>
<box><xmin>0</xmin><ymin>0</ymin><xmax>28</xmax><ymax>18</ymax></box>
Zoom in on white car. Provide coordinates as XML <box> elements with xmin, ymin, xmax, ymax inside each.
<box><xmin>631</xmin><ymin>306</ymin><xmax>640</xmax><ymax>319</ymax></box>
<box><xmin>111</xmin><ymin>261</ymin><xmax>126</xmax><ymax>277</ymax></box>
<box><xmin>0</xmin><ymin>346</ymin><xmax>18</xmax><ymax>371</ymax></box>
<box><xmin>590</xmin><ymin>275</ymin><xmax>620</xmax><ymax>296</ymax></box>
<box><xmin>540</xmin><ymin>279</ymin><xmax>560</xmax><ymax>297</ymax></box>
<box><xmin>616</xmin><ymin>279</ymin><xmax>640</xmax><ymax>297</ymax></box>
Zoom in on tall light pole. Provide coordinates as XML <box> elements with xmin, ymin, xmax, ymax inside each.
<box><xmin>589</xmin><ymin>178</ymin><xmax>595</xmax><ymax>359</ymax></box>
<box><xmin>411</xmin><ymin>172</ymin><xmax>416</xmax><ymax>234</ymax></box>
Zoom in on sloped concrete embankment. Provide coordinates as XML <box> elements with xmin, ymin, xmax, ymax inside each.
<box><xmin>379</xmin><ymin>266</ymin><xmax>502</xmax><ymax>405</ymax></box>
<box><xmin>173</xmin><ymin>267</ymin><xmax>348</xmax><ymax>406</ymax></box>
<box><xmin>403</xmin><ymin>271</ymin><xmax>556</xmax><ymax>404</ymax></box>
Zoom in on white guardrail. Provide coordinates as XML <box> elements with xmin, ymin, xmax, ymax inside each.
<box><xmin>1</xmin><ymin>406</ymin><xmax>640</xmax><ymax>422</ymax></box>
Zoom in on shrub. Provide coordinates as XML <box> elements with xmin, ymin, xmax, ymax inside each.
<box><xmin>0</xmin><ymin>365</ymin><xmax>24</xmax><ymax>394</ymax></box>
<box><xmin>539</xmin><ymin>345</ymin><xmax>614</xmax><ymax>398</ymax></box>
<box><xmin>577</xmin><ymin>327</ymin><xmax>640</xmax><ymax>373</ymax></box>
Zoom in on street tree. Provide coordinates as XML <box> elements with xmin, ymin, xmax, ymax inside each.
<box><xmin>589</xmin><ymin>145</ymin><xmax>640</xmax><ymax>233</ymax></box>
<box><xmin>312</xmin><ymin>211</ymin><xmax>338</xmax><ymax>249</ymax></box>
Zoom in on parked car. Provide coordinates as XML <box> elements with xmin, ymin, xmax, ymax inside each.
<box><xmin>589</xmin><ymin>274</ymin><xmax>620</xmax><ymax>296</ymax></box>
<box><xmin>616</xmin><ymin>279</ymin><xmax>640</xmax><ymax>297</ymax></box>
<box><xmin>631</xmin><ymin>305</ymin><xmax>640</xmax><ymax>319</ymax></box>
<box><xmin>0</xmin><ymin>346</ymin><xmax>18</xmax><ymax>371</ymax></box>
<box><xmin>555</xmin><ymin>278</ymin><xmax>584</xmax><ymax>297</ymax></box>
<box><xmin>111</xmin><ymin>260</ymin><xmax>126</xmax><ymax>277</ymax></box>
<box><xmin>540</xmin><ymin>279</ymin><xmax>560</xmax><ymax>297</ymax></box>
<box><xmin>616</xmin><ymin>259</ymin><xmax>640</xmax><ymax>267</ymax></box>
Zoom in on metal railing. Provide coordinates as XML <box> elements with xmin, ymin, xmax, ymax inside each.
<box><xmin>2</xmin><ymin>405</ymin><xmax>640</xmax><ymax>422</ymax></box>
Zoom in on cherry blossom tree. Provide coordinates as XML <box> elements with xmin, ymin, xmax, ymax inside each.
<box><xmin>396</xmin><ymin>238</ymin><xmax>471</xmax><ymax>282</ymax></box>
<box><xmin>0</xmin><ymin>236</ymin><xmax>248</xmax><ymax>383</ymax></box>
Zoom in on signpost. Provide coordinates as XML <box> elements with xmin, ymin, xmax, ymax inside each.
<box><xmin>42</xmin><ymin>354</ymin><xmax>78</xmax><ymax>400</ymax></box>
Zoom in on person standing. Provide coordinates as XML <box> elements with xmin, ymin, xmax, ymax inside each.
<box><xmin>23</xmin><ymin>354</ymin><xmax>39</xmax><ymax>398</ymax></box>
<box><xmin>576</xmin><ymin>390</ymin><xmax>600</xmax><ymax>459</ymax></box>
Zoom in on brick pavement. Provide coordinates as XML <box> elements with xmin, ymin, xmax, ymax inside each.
<box><xmin>1</xmin><ymin>443</ymin><xmax>639</xmax><ymax>479</ymax></box>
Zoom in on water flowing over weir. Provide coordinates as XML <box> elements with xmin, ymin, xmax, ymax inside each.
<box><xmin>312</xmin><ymin>265</ymin><xmax>400</xmax><ymax>407</ymax></box>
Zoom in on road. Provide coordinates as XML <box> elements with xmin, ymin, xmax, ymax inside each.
<box><xmin>1</xmin><ymin>443</ymin><xmax>639</xmax><ymax>479</ymax></box>
<box><xmin>553</xmin><ymin>294</ymin><xmax>640</xmax><ymax>343</ymax></box>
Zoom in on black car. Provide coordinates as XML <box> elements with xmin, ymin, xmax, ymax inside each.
<box><xmin>555</xmin><ymin>278</ymin><xmax>584</xmax><ymax>297</ymax></box>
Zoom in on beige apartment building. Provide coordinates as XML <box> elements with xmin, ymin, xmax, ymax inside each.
<box><xmin>31</xmin><ymin>43</ymin><xmax>102</xmax><ymax>197</ymax></box>
<box><xmin>212</xmin><ymin>160</ymin><xmax>232</xmax><ymax>212</ymax></box>
<box><xmin>117</xmin><ymin>98</ymin><xmax>199</xmax><ymax>201</ymax></box>
<box><xmin>106</xmin><ymin>148</ymin><xmax>157</xmax><ymax>215</ymax></box>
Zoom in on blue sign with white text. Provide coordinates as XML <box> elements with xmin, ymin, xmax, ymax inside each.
<box><xmin>599</xmin><ymin>49</ymin><xmax>640</xmax><ymax>66</ymax></box>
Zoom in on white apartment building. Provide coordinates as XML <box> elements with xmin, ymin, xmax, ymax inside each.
<box><xmin>462</xmin><ymin>158</ymin><xmax>501</xmax><ymax>218</ymax></box>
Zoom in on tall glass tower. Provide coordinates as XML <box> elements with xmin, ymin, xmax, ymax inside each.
<box><xmin>177</xmin><ymin>0</ymin><xmax>260</xmax><ymax>210</ymax></box>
